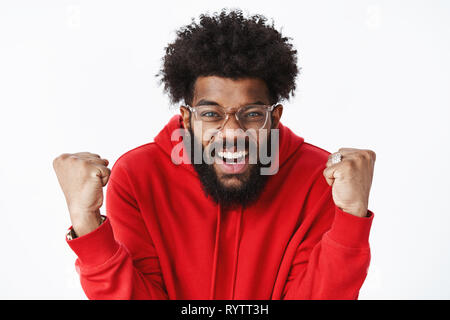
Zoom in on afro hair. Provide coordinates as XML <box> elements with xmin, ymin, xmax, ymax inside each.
<box><xmin>157</xmin><ymin>9</ymin><xmax>299</xmax><ymax>105</ymax></box>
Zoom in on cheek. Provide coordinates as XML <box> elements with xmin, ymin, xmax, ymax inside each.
<box><xmin>255</xmin><ymin>133</ymin><xmax>268</xmax><ymax>152</ymax></box>
<box><xmin>192</xmin><ymin>122</ymin><xmax>218</xmax><ymax>145</ymax></box>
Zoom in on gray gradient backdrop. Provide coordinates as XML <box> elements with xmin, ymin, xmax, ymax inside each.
<box><xmin>0</xmin><ymin>0</ymin><xmax>449</xmax><ymax>299</ymax></box>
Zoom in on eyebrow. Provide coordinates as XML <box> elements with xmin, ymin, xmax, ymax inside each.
<box><xmin>195</xmin><ymin>99</ymin><xmax>220</xmax><ymax>106</ymax></box>
<box><xmin>195</xmin><ymin>99</ymin><xmax>267</xmax><ymax>107</ymax></box>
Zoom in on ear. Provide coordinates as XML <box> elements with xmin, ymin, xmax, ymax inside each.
<box><xmin>180</xmin><ymin>106</ymin><xmax>191</xmax><ymax>130</ymax></box>
<box><xmin>271</xmin><ymin>105</ymin><xmax>283</xmax><ymax>129</ymax></box>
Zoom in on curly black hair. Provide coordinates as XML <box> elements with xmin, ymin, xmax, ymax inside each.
<box><xmin>157</xmin><ymin>9</ymin><xmax>299</xmax><ymax>105</ymax></box>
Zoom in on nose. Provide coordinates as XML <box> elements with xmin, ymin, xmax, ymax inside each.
<box><xmin>218</xmin><ymin>114</ymin><xmax>242</xmax><ymax>143</ymax></box>
<box><xmin>217</xmin><ymin>114</ymin><xmax>249</xmax><ymax>150</ymax></box>
<box><xmin>220</xmin><ymin>113</ymin><xmax>241</xmax><ymax>131</ymax></box>
<box><xmin>204</xmin><ymin>113</ymin><xmax>241</xmax><ymax>144</ymax></box>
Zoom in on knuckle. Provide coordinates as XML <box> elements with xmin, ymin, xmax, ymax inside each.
<box><xmin>53</xmin><ymin>153</ymin><xmax>67</xmax><ymax>163</ymax></box>
<box><xmin>357</xmin><ymin>155</ymin><xmax>365</xmax><ymax>163</ymax></box>
<box><xmin>68</xmin><ymin>155</ymin><xmax>79</xmax><ymax>164</ymax></box>
<box><xmin>72</xmin><ymin>152</ymin><xmax>85</xmax><ymax>157</ymax></box>
<box><xmin>355</xmin><ymin>152</ymin><xmax>365</xmax><ymax>160</ymax></box>
<box><xmin>359</xmin><ymin>150</ymin><xmax>376</xmax><ymax>162</ymax></box>
<box><xmin>80</xmin><ymin>159</ymin><xmax>92</xmax><ymax>170</ymax></box>
<box><xmin>362</xmin><ymin>150</ymin><xmax>371</xmax><ymax>159</ymax></box>
<box><xmin>53</xmin><ymin>153</ymin><xmax>73</xmax><ymax>168</ymax></box>
<box><xmin>343</xmin><ymin>159</ymin><xmax>356</xmax><ymax>170</ymax></box>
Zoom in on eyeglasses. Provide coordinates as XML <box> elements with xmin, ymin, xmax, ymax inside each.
<box><xmin>186</xmin><ymin>103</ymin><xmax>277</xmax><ymax>131</ymax></box>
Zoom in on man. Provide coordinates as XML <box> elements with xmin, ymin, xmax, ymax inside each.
<box><xmin>53</xmin><ymin>9</ymin><xmax>375</xmax><ymax>300</ymax></box>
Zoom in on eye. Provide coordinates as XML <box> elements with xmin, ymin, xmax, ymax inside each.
<box><xmin>201</xmin><ymin>111</ymin><xmax>220</xmax><ymax>118</ymax></box>
<box><xmin>246</xmin><ymin>111</ymin><xmax>263</xmax><ymax>118</ymax></box>
<box><xmin>242</xmin><ymin>109</ymin><xmax>264</xmax><ymax>119</ymax></box>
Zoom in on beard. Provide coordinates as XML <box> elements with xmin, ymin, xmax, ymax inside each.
<box><xmin>186</xmin><ymin>125</ymin><xmax>272</xmax><ymax>209</ymax></box>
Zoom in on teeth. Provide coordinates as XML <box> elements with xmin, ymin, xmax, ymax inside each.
<box><xmin>218</xmin><ymin>151</ymin><xmax>247</xmax><ymax>159</ymax></box>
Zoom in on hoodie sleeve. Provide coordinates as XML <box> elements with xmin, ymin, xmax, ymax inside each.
<box><xmin>282</xmin><ymin>176</ymin><xmax>374</xmax><ymax>300</ymax></box>
<box><xmin>66</xmin><ymin>163</ymin><xmax>168</xmax><ymax>300</ymax></box>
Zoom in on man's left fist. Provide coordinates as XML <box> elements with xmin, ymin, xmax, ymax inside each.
<box><xmin>323</xmin><ymin>148</ymin><xmax>376</xmax><ymax>218</ymax></box>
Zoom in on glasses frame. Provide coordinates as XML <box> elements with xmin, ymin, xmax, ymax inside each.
<box><xmin>185</xmin><ymin>103</ymin><xmax>278</xmax><ymax>131</ymax></box>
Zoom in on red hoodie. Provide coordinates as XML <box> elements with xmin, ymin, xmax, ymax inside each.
<box><xmin>66</xmin><ymin>115</ymin><xmax>374</xmax><ymax>300</ymax></box>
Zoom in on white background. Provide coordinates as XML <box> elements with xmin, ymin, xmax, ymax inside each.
<box><xmin>0</xmin><ymin>0</ymin><xmax>449</xmax><ymax>299</ymax></box>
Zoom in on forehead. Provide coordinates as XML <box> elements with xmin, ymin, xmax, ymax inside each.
<box><xmin>193</xmin><ymin>76</ymin><xmax>270</xmax><ymax>103</ymax></box>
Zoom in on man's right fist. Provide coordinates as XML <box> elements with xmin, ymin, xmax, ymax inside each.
<box><xmin>53</xmin><ymin>152</ymin><xmax>111</xmax><ymax>237</ymax></box>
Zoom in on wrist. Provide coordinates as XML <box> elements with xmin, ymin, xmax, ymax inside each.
<box><xmin>339</xmin><ymin>203</ymin><xmax>368</xmax><ymax>218</ymax></box>
<box><xmin>326</xmin><ymin>206</ymin><xmax>374</xmax><ymax>248</ymax></box>
<box><xmin>70</xmin><ymin>209</ymin><xmax>103</xmax><ymax>237</ymax></box>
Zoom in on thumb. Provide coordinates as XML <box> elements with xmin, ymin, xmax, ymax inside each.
<box><xmin>93</xmin><ymin>164</ymin><xmax>111</xmax><ymax>187</ymax></box>
<box><xmin>323</xmin><ymin>166</ymin><xmax>336</xmax><ymax>186</ymax></box>
<box><xmin>101</xmin><ymin>167</ymin><xmax>111</xmax><ymax>187</ymax></box>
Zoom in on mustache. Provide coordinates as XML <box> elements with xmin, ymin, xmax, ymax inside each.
<box><xmin>202</xmin><ymin>132</ymin><xmax>271</xmax><ymax>166</ymax></box>
<box><xmin>187</xmin><ymin>130</ymin><xmax>271</xmax><ymax>208</ymax></box>
<box><xmin>206</xmin><ymin>136</ymin><xmax>255</xmax><ymax>154</ymax></box>
<box><xmin>181</xmin><ymin>126</ymin><xmax>277</xmax><ymax>173</ymax></box>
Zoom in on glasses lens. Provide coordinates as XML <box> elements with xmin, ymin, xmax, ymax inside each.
<box><xmin>194</xmin><ymin>105</ymin><xmax>225</xmax><ymax>123</ymax></box>
<box><xmin>192</xmin><ymin>104</ymin><xmax>270</xmax><ymax>130</ymax></box>
<box><xmin>237</xmin><ymin>105</ymin><xmax>269</xmax><ymax>129</ymax></box>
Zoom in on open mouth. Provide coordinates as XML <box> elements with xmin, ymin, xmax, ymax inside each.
<box><xmin>215</xmin><ymin>149</ymin><xmax>249</xmax><ymax>174</ymax></box>
<box><xmin>217</xmin><ymin>150</ymin><xmax>248</xmax><ymax>163</ymax></box>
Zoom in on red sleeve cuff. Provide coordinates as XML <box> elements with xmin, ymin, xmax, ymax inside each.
<box><xmin>66</xmin><ymin>216</ymin><xmax>120</xmax><ymax>266</ymax></box>
<box><xmin>325</xmin><ymin>206</ymin><xmax>374</xmax><ymax>249</ymax></box>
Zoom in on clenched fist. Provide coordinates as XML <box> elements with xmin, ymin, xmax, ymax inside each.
<box><xmin>323</xmin><ymin>148</ymin><xmax>376</xmax><ymax>218</ymax></box>
<box><xmin>53</xmin><ymin>152</ymin><xmax>111</xmax><ymax>237</ymax></box>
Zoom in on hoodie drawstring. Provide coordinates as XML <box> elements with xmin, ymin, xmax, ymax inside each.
<box><xmin>209</xmin><ymin>205</ymin><xmax>221</xmax><ymax>300</ymax></box>
<box><xmin>230</xmin><ymin>206</ymin><xmax>243</xmax><ymax>299</ymax></box>
<box><xmin>209</xmin><ymin>205</ymin><xmax>243</xmax><ymax>300</ymax></box>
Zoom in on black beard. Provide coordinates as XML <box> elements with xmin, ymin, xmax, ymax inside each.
<box><xmin>186</xmin><ymin>126</ymin><xmax>271</xmax><ymax>209</ymax></box>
